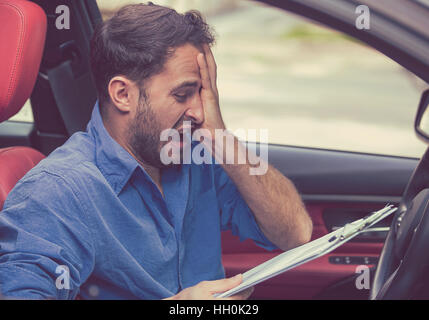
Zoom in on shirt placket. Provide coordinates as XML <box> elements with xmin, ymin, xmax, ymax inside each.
<box><xmin>161</xmin><ymin>165</ymin><xmax>190</xmax><ymax>291</ymax></box>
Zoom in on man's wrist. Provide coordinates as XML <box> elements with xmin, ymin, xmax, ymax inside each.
<box><xmin>205</xmin><ymin>129</ymin><xmax>247</xmax><ymax>166</ymax></box>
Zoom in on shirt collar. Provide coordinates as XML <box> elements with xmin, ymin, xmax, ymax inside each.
<box><xmin>87</xmin><ymin>101</ymin><xmax>140</xmax><ymax>195</ymax></box>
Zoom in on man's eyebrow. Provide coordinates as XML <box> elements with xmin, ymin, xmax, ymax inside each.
<box><xmin>170</xmin><ymin>81</ymin><xmax>200</xmax><ymax>94</ymax></box>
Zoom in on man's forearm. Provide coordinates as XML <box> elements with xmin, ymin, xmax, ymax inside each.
<box><xmin>196</xmin><ymin>45</ymin><xmax>312</xmax><ymax>250</ymax></box>
<box><xmin>208</xmin><ymin>131</ymin><xmax>313</xmax><ymax>251</ymax></box>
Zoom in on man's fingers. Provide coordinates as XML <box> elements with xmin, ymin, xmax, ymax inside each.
<box><xmin>203</xmin><ymin>44</ymin><xmax>217</xmax><ymax>92</ymax></box>
<box><xmin>197</xmin><ymin>53</ymin><xmax>212</xmax><ymax>92</ymax></box>
<box><xmin>201</xmin><ymin>274</ymin><xmax>243</xmax><ymax>294</ymax></box>
<box><xmin>224</xmin><ymin>287</ymin><xmax>254</xmax><ymax>300</ymax></box>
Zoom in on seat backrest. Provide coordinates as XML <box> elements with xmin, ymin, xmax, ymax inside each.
<box><xmin>0</xmin><ymin>0</ymin><xmax>47</xmax><ymax>209</ymax></box>
<box><xmin>0</xmin><ymin>147</ymin><xmax>45</xmax><ymax>208</ymax></box>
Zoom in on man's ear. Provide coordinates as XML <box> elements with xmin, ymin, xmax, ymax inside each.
<box><xmin>107</xmin><ymin>76</ymin><xmax>139</xmax><ymax>113</ymax></box>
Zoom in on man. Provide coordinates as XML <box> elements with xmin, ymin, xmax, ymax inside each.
<box><xmin>0</xmin><ymin>3</ymin><xmax>312</xmax><ymax>299</ymax></box>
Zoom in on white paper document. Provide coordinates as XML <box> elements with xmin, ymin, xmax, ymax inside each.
<box><xmin>216</xmin><ymin>204</ymin><xmax>397</xmax><ymax>298</ymax></box>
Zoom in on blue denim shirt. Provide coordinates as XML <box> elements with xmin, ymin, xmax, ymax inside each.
<box><xmin>0</xmin><ymin>102</ymin><xmax>276</xmax><ymax>299</ymax></box>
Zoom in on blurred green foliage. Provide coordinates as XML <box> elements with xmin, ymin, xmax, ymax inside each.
<box><xmin>281</xmin><ymin>24</ymin><xmax>352</xmax><ymax>42</ymax></box>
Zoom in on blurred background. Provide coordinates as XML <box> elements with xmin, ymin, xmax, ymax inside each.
<box><xmin>13</xmin><ymin>0</ymin><xmax>429</xmax><ymax>158</ymax></box>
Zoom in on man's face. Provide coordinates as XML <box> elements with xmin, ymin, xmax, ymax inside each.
<box><xmin>128</xmin><ymin>43</ymin><xmax>205</xmax><ymax>168</ymax></box>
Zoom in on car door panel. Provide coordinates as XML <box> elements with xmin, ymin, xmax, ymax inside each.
<box><xmin>221</xmin><ymin>144</ymin><xmax>418</xmax><ymax>299</ymax></box>
<box><xmin>0</xmin><ymin>121</ymin><xmax>35</xmax><ymax>148</ymax></box>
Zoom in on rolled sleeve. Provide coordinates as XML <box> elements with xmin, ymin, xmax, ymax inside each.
<box><xmin>214</xmin><ymin>164</ymin><xmax>277</xmax><ymax>251</ymax></box>
<box><xmin>0</xmin><ymin>171</ymin><xmax>95</xmax><ymax>299</ymax></box>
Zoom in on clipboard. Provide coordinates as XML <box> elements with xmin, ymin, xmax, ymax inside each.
<box><xmin>215</xmin><ymin>205</ymin><xmax>397</xmax><ymax>298</ymax></box>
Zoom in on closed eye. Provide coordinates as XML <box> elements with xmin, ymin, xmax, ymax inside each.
<box><xmin>170</xmin><ymin>80</ymin><xmax>201</xmax><ymax>103</ymax></box>
<box><xmin>174</xmin><ymin>93</ymin><xmax>188</xmax><ymax>102</ymax></box>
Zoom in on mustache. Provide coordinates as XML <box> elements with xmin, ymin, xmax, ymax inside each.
<box><xmin>172</xmin><ymin>116</ymin><xmax>200</xmax><ymax>132</ymax></box>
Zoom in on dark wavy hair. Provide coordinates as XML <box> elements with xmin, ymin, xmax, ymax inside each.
<box><xmin>90</xmin><ymin>2</ymin><xmax>216</xmax><ymax>109</ymax></box>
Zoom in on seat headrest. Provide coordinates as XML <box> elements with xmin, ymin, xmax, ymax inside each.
<box><xmin>0</xmin><ymin>0</ymin><xmax>47</xmax><ymax>123</ymax></box>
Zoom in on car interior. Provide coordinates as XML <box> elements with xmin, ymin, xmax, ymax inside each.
<box><xmin>1</xmin><ymin>0</ymin><xmax>429</xmax><ymax>300</ymax></box>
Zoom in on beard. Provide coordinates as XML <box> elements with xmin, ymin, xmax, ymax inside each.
<box><xmin>128</xmin><ymin>94</ymin><xmax>171</xmax><ymax>169</ymax></box>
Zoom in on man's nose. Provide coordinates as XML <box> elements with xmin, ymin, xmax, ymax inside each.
<box><xmin>184</xmin><ymin>94</ymin><xmax>204</xmax><ymax>126</ymax></box>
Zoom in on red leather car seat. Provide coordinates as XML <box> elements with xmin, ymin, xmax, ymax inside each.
<box><xmin>0</xmin><ymin>0</ymin><xmax>47</xmax><ymax>209</ymax></box>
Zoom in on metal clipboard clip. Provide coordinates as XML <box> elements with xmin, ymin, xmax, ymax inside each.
<box><xmin>335</xmin><ymin>204</ymin><xmax>397</xmax><ymax>244</ymax></box>
<box><xmin>215</xmin><ymin>204</ymin><xmax>397</xmax><ymax>298</ymax></box>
